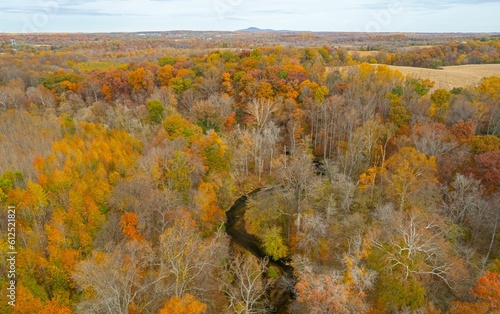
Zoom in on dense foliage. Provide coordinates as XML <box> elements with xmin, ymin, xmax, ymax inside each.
<box><xmin>0</xmin><ymin>34</ymin><xmax>499</xmax><ymax>313</ymax></box>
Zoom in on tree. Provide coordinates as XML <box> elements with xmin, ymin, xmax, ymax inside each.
<box><xmin>73</xmin><ymin>241</ymin><xmax>157</xmax><ymax>314</ymax></box>
<box><xmin>262</xmin><ymin>227</ymin><xmax>288</xmax><ymax>260</ymax></box>
<box><xmin>120</xmin><ymin>212</ymin><xmax>145</xmax><ymax>242</ymax></box>
<box><xmin>384</xmin><ymin>147</ymin><xmax>438</xmax><ymax>210</ymax></box>
<box><xmin>374</xmin><ymin>212</ymin><xmax>461</xmax><ymax>286</ymax></box>
<box><xmin>296</xmin><ymin>270</ymin><xmax>367</xmax><ymax>314</ymax></box>
<box><xmin>469</xmin><ymin>135</ymin><xmax>500</xmax><ymax>154</ymax></box>
<box><xmin>279</xmin><ymin>145</ymin><xmax>322</xmax><ymax>235</ymax></box>
<box><xmin>245</xmin><ymin>98</ymin><xmax>276</xmax><ymax>132</ymax></box>
<box><xmin>195</xmin><ymin>181</ymin><xmax>225</xmax><ymax>231</ymax></box>
<box><xmin>157</xmin><ymin>64</ymin><xmax>174</xmax><ymax>86</ymax></box>
<box><xmin>128</xmin><ymin>67</ymin><xmax>155</xmax><ymax>101</ymax></box>
<box><xmin>162</xmin><ymin>114</ymin><xmax>202</xmax><ymax>143</ymax></box>
<box><xmin>245</xmin><ymin>192</ymin><xmax>287</xmax><ymax>240</ymax></box>
<box><xmin>0</xmin><ymin>78</ymin><xmax>25</xmax><ymax>110</ymax></box>
<box><xmin>429</xmin><ymin>89</ymin><xmax>452</xmax><ymax>123</ymax></box>
<box><xmin>371</xmin><ymin>207</ymin><xmax>468</xmax><ymax>311</ymax></box>
<box><xmin>159</xmin><ymin>210</ymin><xmax>227</xmax><ymax>298</ymax></box>
<box><xmin>474</xmin><ymin>150</ymin><xmax>500</xmax><ymax>191</ymax></box>
<box><xmin>157</xmin><ymin>294</ymin><xmax>206</xmax><ymax>314</ymax></box>
<box><xmin>476</xmin><ymin>76</ymin><xmax>500</xmax><ymax>100</ymax></box>
<box><xmin>450</xmin><ymin>272</ymin><xmax>500</xmax><ymax>314</ymax></box>
<box><xmin>412</xmin><ymin>122</ymin><xmax>456</xmax><ymax>157</ymax></box>
<box><xmin>38</xmin><ymin>299</ymin><xmax>73</xmax><ymax>314</ymax></box>
<box><xmin>220</xmin><ymin>252</ymin><xmax>269</xmax><ymax>314</ymax></box>
<box><xmin>26</xmin><ymin>85</ymin><xmax>56</xmax><ymax>109</ymax></box>
<box><xmin>164</xmin><ymin>151</ymin><xmax>193</xmax><ymax>202</ymax></box>
<box><xmin>198</xmin><ymin>131</ymin><xmax>230</xmax><ymax>174</ymax></box>
<box><xmin>146</xmin><ymin>99</ymin><xmax>165</xmax><ymax>125</ymax></box>
<box><xmin>443</xmin><ymin>174</ymin><xmax>486</xmax><ymax>230</ymax></box>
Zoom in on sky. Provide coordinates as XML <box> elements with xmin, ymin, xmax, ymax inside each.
<box><xmin>0</xmin><ymin>0</ymin><xmax>499</xmax><ymax>33</ymax></box>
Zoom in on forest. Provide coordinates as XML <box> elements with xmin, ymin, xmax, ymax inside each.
<box><xmin>0</xmin><ymin>33</ymin><xmax>499</xmax><ymax>313</ymax></box>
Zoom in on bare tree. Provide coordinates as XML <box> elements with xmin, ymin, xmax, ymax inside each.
<box><xmin>108</xmin><ymin>174</ymin><xmax>184</xmax><ymax>242</ymax></box>
<box><xmin>279</xmin><ymin>144</ymin><xmax>322</xmax><ymax>234</ymax></box>
<box><xmin>150</xmin><ymin>86</ymin><xmax>178</xmax><ymax>109</ymax></box>
<box><xmin>220</xmin><ymin>252</ymin><xmax>269</xmax><ymax>314</ymax></box>
<box><xmin>412</xmin><ymin>123</ymin><xmax>457</xmax><ymax>157</ymax></box>
<box><xmin>0</xmin><ymin>78</ymin><xmax>26</xmax><ymax>110</ymax></box>
<box><xmin>26</xmin><ymin>85</ymin><xmax>56</xmax><ymax>109</ymax></box>
<box><xmin>246</xmin><ymin>98</ymin><xmax>276</xmax><ymax>132</ymax></box>
<box><xmin>158</xmin><ymin>212</ymin><xmax>228</xmax><ymax>299</ymax></box>
<box><xmin>296</xmin><ymin>213</ymin><xmax>327</xmax><ymax>257</ymax></box>
<box><xmin>373</xmin><ymin>208</ymin><xmax>466</xmax><ymax>291</ymax></box>
<box><xmin>73</xmin><ymin>241</ymin><xmax>160</xmax><ymax>314</ymax></box>
<box><xmin>442</xmin><ymin>174</ymin><xmax>486</xmax><ymax>225</ymax></box>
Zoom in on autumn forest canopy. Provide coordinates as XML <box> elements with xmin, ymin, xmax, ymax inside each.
<box><xmin>0</xmin><ymin>31</ymin><xmax>499</xmax><ymax>313</ymax></box>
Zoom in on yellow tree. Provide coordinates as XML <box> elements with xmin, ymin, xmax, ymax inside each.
<box><xmin>11</xmin><ymin>122</ymin><xmax>142</xmax><ymax>306</ymax></box>
<box><xmin>428</xmin><ymin>89</ymin><xmax>452</xmax><ymax>123</ymax></box>
<box><xmin>384</xmin><ymin>147</ymin><xmax>438</xmax><ymax>210</ymax></box>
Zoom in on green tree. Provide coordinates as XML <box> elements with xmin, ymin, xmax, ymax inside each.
<box><xmin>262</xmin><ymin>227</ymin><xmax>288</xmax><ymax>260</ymax></box>
<box><xmin>146</xmin><ymin>99</ymin><xmax>165</xmax><ymax>125</ymax></box>
<box><xmin>165</xmin><ymin>151</ymin><xmax>193</xmax><ymax>203</ymax></box>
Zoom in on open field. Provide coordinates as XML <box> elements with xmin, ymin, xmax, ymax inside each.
<box><xmin>347</xmin><ymin>50</ymin><xmax>379</xmax><ymax>58</ymax></box>
<box><xmin>382</xmin><ymin>64</ymin><xmax>500</xmax><ymax>90</ymax></box>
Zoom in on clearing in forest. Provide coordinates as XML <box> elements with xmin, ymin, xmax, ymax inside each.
<box><xmin>381</xmin><ymin>64</ymin><xmax>500</xmax><ymax>90</ymax></box>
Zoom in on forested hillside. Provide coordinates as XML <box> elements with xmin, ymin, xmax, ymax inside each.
<box><xmin>0</xmin><ymin>34</ymin><xmax>499</xmax><ymax>313</ymax></box>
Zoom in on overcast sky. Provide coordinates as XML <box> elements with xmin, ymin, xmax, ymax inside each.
<box><xmin>1</xmin><ymin>0</ymin><xmax>499</xmax><ymax>33</ymax></box>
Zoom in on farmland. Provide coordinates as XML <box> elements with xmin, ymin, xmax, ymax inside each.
<box><xmin>382</xmin><ymin>64</ymin><xmax>500</xmax><ymax>90</ymax></box>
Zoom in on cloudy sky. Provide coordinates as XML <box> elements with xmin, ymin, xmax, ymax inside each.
<box><xmin>1</xmin><ymin>0</ymin><xmax>499</xmax><ymax>33</ymax></box>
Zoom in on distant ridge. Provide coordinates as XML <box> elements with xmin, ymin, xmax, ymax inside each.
<box><xmin>236</xmin><ymin>27</ymin><xmax>308</xmax><ymax>33</ymax></box>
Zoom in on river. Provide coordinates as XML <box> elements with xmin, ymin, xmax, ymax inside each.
<box><xmin>225</xmin><ymin>188</ymin><xmax>297</xmax><ymax>313</ymax></box>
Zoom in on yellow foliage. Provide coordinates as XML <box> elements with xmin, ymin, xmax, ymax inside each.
<box><xmin>477</xmin><ymin>76</ymin><xmax>500</xmax><ymax>99</ymax></box>
<box><xmin>359</xmin><ymin>167</ymin><xmax>384</xmax><ymax>190</ymax></box>
<box><xmin>359</xmin><ymin>62</ymin><xmax>375</xmax><ymax>77</ymax></box>
<box><xmin>384</xmin><ymin>147</ymin><xmax>438</xmax><ymax>209</ymax></box>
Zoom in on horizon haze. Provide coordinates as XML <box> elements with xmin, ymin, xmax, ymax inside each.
<box><xmin>1</xmin><ymin>0</ymin><xmax>499</xmax><ymax>33</ymax></box>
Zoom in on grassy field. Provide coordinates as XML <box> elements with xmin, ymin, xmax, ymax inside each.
<box><xmin>381</xmin><ymin>64</ymin><xmax>500</xmax><ymax>91</ymax></box>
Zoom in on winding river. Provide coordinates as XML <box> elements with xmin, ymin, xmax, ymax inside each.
<box><xmin>225</xmin><ymin>188</ymin><xmax>297</xmax><ymax>313</ymax></box>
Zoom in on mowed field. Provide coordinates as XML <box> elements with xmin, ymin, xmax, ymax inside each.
<box><xmin>381</xmin><ymin>64</ymin><xmax>500</xmax><ymax>91</ymax></box>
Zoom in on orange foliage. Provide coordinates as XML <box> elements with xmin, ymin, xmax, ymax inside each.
<box><xmin>157</xmin><ymin>64</ymin><xmax>174</xmax><ymax>86</ymax></box>
<box><xmin>450</xmin><ymin>272</ymin><xmax>500</xmax><ymax>313</ymax></box>
<box><xmin>158</xmin><ymin>294</ymin><xmax>207</xmax><ymax>314</ymax></box>
<box><xmin>224</xmin><ymin>112</ymin><xmax>236</xmax><ymax>131</ymax></box>
<box><xmin>121</xmin><ymin>212</ymin><xmax>145</xmax><ymax>242</ymax></box>
<box><xmin>101</xmin><ymin>84</ymin><xmax>112</xmax><ymax>102</ymax></box>
<box><xmin>195</xmin><ymin>181</ymin><xmax>225</xmax><ymax>229</ymax></box>
<box><xmin>11</xmin><ymin>284</ymin><xmax>43</xmax><ymax>314</ymax></box>
<box><xmin>39</xmin><ymin>299</ymin><xmax>73</xmax><ymax>314</ymax></box>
